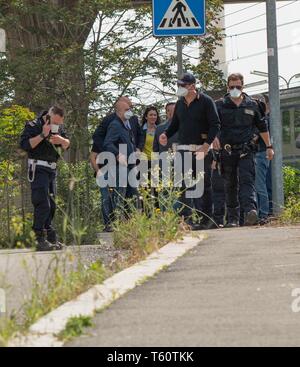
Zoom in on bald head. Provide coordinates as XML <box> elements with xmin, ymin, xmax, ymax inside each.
<box><xmin>115</xmin><ymin>100</ymin><xmax>131</xmax><ymax>122</ymax></box>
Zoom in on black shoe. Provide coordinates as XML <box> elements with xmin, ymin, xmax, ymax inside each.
<box><xmin>35</xmin><ymin>231</ymin><xmax>58</xmax><ymax>252</ymax></box>
<box><xmin>244</xmin><ymin>210</ymin><xmax>258</xmax><ymax>226</ymax></box>
<box><xmin>185</xmin><ymin>220</ymin><xmax>202</xmax><ymax>231</ymax></box>
<box><xmin>225</xmin><ymin>221</ymin><xmax>239</xmax><ymax>228</ymax></box>
<box><xmin>259</xmin><ymin>217</ymin><xmax>270</xmax><ymax>226</ymax></box>
<box><xmin>104</xmin><ymin>225</ymin><xmax>113</xmax><ymax>233</ymax></box>
<box><xmin>46</xmin><ymin>228</ymin><xmax>64</xmax><ymax>250</ymax></box>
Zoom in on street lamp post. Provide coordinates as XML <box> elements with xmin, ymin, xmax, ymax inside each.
<box><xmin>266</xmin><ymin>0</ymin><xmax>284</xmax><ymax>215</ymax></box>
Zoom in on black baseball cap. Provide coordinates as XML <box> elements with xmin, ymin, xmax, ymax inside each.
<box><xmin>177</xmin><ymin>72</ymin><xmax>196</xmax><ymax>86</ymax></box>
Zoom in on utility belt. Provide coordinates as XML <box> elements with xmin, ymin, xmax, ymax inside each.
<box><xmin>27</xmin><ymin>159</ymin><xmax>57</xmax><ymax>183</ymax></box>
<box><xmin>176</xmin><ymin>144</ymin><xmax>204</xmax><ymax>152</ymax></box>
<box><xmin>221</xmin><ymin>141</ymin><xmax>257</xmax><ymax>158</ymax></box>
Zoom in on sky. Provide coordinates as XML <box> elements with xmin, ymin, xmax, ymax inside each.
<box><xmin>83</xmin><ymin>0</ymin><xmax>300</xmax><ymax>105</ymax></box>
<box><xmin>224</xmin><ymin>0</ymin><xmax>300</xmax><ymax>95</ymax></box>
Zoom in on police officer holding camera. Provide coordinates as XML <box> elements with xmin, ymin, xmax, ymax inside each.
<box><xmin>20</xmin><ymin>106</ymin><xmax>70</xmax><ymax>251</ymax></box>
<box><xmin>214</xmin><ymin>73</ymin><xmax>274</xmax><ymax>227</ymax></box>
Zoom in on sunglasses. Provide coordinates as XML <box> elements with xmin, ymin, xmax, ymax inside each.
<box><xmin>229</xmin><ymin>85</ymin><xmax>243</xmax><ymax>90</ymax></box>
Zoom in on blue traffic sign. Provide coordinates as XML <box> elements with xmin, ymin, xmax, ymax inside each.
<box><xmin>152</xmin><ymin>0</ymin><xmax>206</xmax><ymax>37</ymax></box>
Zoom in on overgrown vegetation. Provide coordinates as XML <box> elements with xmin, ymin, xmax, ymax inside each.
<box><xmin>280</xmin><ymin>166</ymin><xmax>300</xmax><ymax>223</ymax></box>
<box><xmin>0</xmin><ymin>188</ymin><xmax>184</xmax><ymax>346</ymax></box>
<box><xmin>58</xmin><ymin>315</ymin><xmax>93</xmax><ymax>342</ymax></box>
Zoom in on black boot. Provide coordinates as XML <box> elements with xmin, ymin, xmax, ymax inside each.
<box><xmin>244</xmin><ymin>210</ymin><xmax>258</xmax><ymax>226</ymax></box>
<box><xmin>35</xmin><ymin>231</ymin><xmax>57</xmax><ymax>252</ymax></box>
<box><xmin>46</xmin><ymin>228</ymin><xmax>64</xmax><ymax>250</ymax></box>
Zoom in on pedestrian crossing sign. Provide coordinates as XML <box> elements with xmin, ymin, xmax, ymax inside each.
<box><xmin>152</xmin><ymin>0</ymin><xmax>206</xmax><ymax>37</ymax></box>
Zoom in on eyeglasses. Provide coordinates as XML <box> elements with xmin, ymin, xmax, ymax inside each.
<box><xmin>177</xmin><ymin>83</ymin><xmax>191</xmax><ymax>88</ymax></box>
<box><xmin>228</xmin><ymin>85</ymin><xmax>243</xmax><ymax>90</ymax></box>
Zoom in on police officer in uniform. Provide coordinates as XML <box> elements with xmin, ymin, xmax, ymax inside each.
<box><xmin>159</xmin><ymin>73</ymin><xmax>220</xmax><ymax>230</ymax></box>
<box><xmin>20</xmin><ymin>106</ymin><xmax>70</xmax><ymax>251</ymax></box>
<box><xmin>214</xmin><ymin>73</ymin><xmax>274</xmax><ymax>227</ymax></box>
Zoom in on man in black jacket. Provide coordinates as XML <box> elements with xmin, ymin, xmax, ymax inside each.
<box><xmin>214</xmin><ymin>73</ymin><xmax>274</xmax><ymax>227</ymax></box>
<box><xmin>20</xmin><ymin>106</ymin><xmax>70</xmax><ymax>251</ymax></box>
<box><xmin>159</xmin><ymin>73</ymin><xmax>220</xmax><ymax>229</ymax></box>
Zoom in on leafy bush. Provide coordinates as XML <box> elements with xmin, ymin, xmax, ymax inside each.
<box><xmin>283</xmin><ymin>166</ymin><xmax>300</xmax><ymax>199</ymax></box>
<box><xmin>55</xmin><ymin>160</ymin><xmax>103</xmax><ymax>245</ymax></box>
<box><xmin>0</xmin><ymin>106</ymin><xmax>35</xmax><ymax>248</ymax></box>
<box><xmin>113</xmin><ymin>187</ymin><xmax>183</xmax><ymax>259</ymax></box>
<box><xmin>281</xmin><ymin>166</ymin><xmax>300</xmax><ymax>223</ymax></box>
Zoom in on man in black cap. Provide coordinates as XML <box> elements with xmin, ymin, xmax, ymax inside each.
<box><xmin>20</xmin><ymin>106</ymin><xmax>70</xmax><ymax>251</ymax></box>
<box><xmin>159</xmin><ymin>73</ymin><xmax>220</xmax><ymax>229</ymax></box>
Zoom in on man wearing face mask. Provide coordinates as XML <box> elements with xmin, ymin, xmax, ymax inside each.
<box><xmin>214</xmin><ymin>73</ymin><xmax>274</xmax><ymax>227</ymax></box>
<box><xmin>103</xmin><ymin>99</ymin><xmax>138</xmax><ymax>218</ymax></box>
<box><xmin>90</xmin><ymin>96</ymin><xmax>142</xmax><ymax>232</ymax></box>
<box><xmin>20</xmin><ymin>106</ymin><xmax>70</xmax><ymax>251</ymax></box>
<box><xmin>159</xmin><ymin>73</ymin><xmax>221</xmax><ymax>230</ymax></box>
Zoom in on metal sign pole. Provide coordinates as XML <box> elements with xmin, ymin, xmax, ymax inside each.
<box><xmin>266</xmin><ymin>0</ymin><xmax>284</xmax><ymax>215</ymax></box>
<box><xmin>176</xmin><ymin>36</ymin><xmax>183</xmax><ymax>78</ymax></box>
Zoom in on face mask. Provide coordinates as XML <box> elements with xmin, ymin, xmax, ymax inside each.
<box><xmin>124</xmin><ymin>110</ymin><xmax>134</xmax><ymax>120</ymax></box>
<box><xmin>176</xmin><ymin>86</ymin><xmax>189</xmax><ymax>97</ymax></box>
<box><xmin>50</xmin><ymin>124</ymin><xmax>60</xmax><ymax>134</ymax></box>
<box><xmin>229</xmin><ymin>88</ymin><xmax>242</xmax><ymax>99</ymax></box>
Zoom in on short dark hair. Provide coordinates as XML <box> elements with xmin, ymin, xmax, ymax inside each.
<box><xmin>165</xmin><ymin>102</ymin><xmax>176</xmax><ymax>110</ymax></box>
<box><xmin>227</xmin><ymin>73</ymin><xmax>244</xmax><ymax>86</ymax></box>
<box><xmin>50</xmin><ymin>106</ymin><xmax>64</xmax><ymax>117</ymax></box>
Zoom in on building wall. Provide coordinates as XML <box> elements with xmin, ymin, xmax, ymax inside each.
<box><xmin>280</xmin><ymin>87</ymin><xmax>300</xmax><ymax>167</ymax></box>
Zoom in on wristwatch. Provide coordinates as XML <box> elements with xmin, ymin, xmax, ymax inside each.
<box><xmin>266</xmin><ymin>145</ymin><xmax>273</xmax><ymax>149</ymax></box>
<box><xmin>39</xmin><ymin>132</ymin><xmax>46</xmax><ymax>139</ymax></box>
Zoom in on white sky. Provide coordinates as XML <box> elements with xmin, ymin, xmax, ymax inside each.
<box><xmin>224</xmin><ymin>0</ymin><xmax>300</xmax><ymax>94</ymax></box>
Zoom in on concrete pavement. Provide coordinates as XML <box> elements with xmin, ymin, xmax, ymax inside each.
<box><xmin>0</xmin><ymin>233</ymin><xmax>120</xmax><ymax>318</ymax></box>
<box><xmin>66</xmin><ymin>226</ymin><xmax>300</xmax><ymax>347</ymax></box>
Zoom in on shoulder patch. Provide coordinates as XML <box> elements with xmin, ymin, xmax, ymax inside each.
<box><xmin>27</xmin><ymin>119</ymin><xmax>38</xmax><ymax>127</ymax></box>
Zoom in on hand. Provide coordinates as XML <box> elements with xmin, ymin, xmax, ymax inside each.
<box><xmin>195</xmin><ymin>143</ymin><xmax>210</xmax><ymax>160</ymax></box>
<box><xmin>211</xmin><ymin>160</ymin><xmax>217</xmax><ymax>170</ymax></box>
<box><xmin>49</xmin><ymin>134</ymin><xmax>65</xmax><ymax>145</ymax></box>
<box><xmin>117</xmin><ymin>153</ymin><xmax>128</xmax><ymax>166</ymax></box>
<box><xmin>213</xmin><ymin>137</ymin><xmax>221</xmax><ymax>150</ymax></box>
<box><xmin>266</xmin><ymin>148</ymin><xmax>275</xmax><ymax>161</ymax></box>
<box><xmin>42</xmin><ymin>120</ymin><xmax>51</xmax><ymax>138</ymax></box>
<box><xmin>159</xmin><ymin>133</ymin><xmax>168</xmax><ymax>147</ymax></box>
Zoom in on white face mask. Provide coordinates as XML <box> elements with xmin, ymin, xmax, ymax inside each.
<box><xmin>50</xmin><ymin>124</ymin><xmax>60</xmax><ymax>134</ymax></box>
<box><xmin>176</xmin><ymin>86</ymin><xmax>189</xmax><ymax>97</ymax></box>
<box><xmin>124</xmin><ymin>110</ymin><xmax>134</xmax><ymax>120</ymax></box>
<box><xmin>229</xmin><ymin>88</ymin><xmax>242</xmax><ymax>99</ymax></box>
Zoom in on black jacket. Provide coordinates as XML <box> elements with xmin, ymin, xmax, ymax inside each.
<box><xmin>103</xmin><ymin>116</ymin><xmax>136</xmax><ymax>159</ymax></box>
<box><xmin>153</xmin><ymin>121</ymin><xmax>178</xmax><ymax>153</ymax></box>
<box><xmin>20</xmin><ymin>111</ymin><xmax>68</xmax><ymax>163</ymax></box>
<box><xmin>92</xmin><ymin>113</ymin><xmax>143</xmax><ymax>154</ymax></box>
<box><xmin>165</xmin><ymin>92</ymin><xmax>220</xmax><ymax>145</ymax></box>
<box><xmin>216</xmin><ymin>93</ymin><xmax>268</xmax><ymax>146</ymax></box>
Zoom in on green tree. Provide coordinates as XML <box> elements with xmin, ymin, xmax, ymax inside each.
<box><xmin>0</xmin><ymin>0</ymin><xmax>225</xmax><ymax>161</ymax></box>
